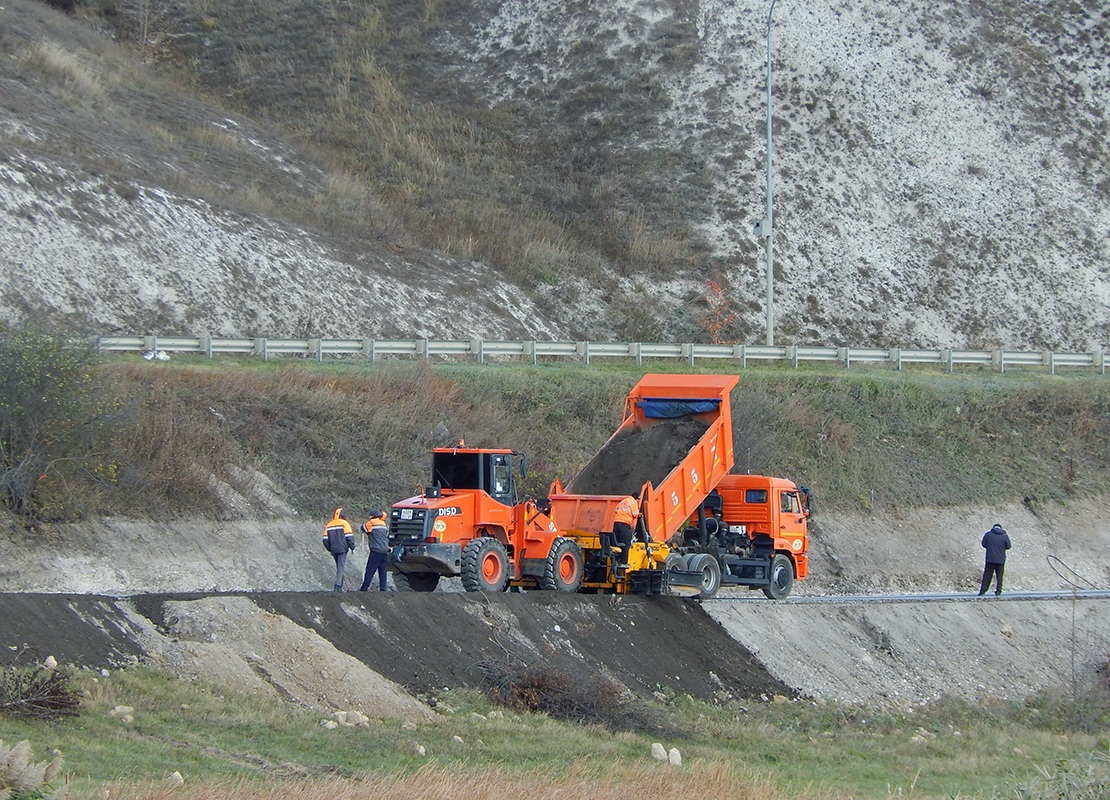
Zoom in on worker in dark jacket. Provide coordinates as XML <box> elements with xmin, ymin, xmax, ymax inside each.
<box><xmin>322</xmin><ymin>507</ymin><xmax>355</xmax><ymax>592</ymax></box>
<box><xmin>359</xmin><ymin>509</ymin><xmax>391</xmax><ymax>592</ymax></box>
<box><xmin>977</xmin><ymin>523</ymin><xmax>1012</xmax><ymax>596</ymax></box>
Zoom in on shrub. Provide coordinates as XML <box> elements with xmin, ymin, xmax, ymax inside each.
<box><xmin>478</xmin><ymin>657</ymin><xmax>675</xmax><ymax>735</ymax></box>
<box><xmin>0</xmin><ymin>324</ymin><xmax>110</xmax><ymax>522</ymax></box>
<box><xmin>0</xmin><ymin>658</ymin><xmax>81</xmax><ymax>722</ymax></box>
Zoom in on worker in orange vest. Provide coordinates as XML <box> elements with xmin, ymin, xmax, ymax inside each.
<box><xmin>359</xmin><ymin>509</ymin><xmax>391</xmax><ymax>592</ymax></box>
<box><xmin>322</xmin><ymin>507</ymin><xmax>355</xmax><ymax>592</ymax></box>
<box><xmin>613</xmin><ymin>493</ymin><xmax>641</xmax><ymax>563</ymax></box>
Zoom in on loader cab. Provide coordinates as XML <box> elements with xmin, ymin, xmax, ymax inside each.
<box><xmin>430</xmin><ymin>447</ymin><xmax>519</xmax><ymax>506</ymax></box>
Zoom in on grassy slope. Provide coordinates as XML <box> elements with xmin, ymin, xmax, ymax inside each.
<box><xmin>0</xmin><ymin>667</ymin><xmax>1106</xmax><ymax>799</ymax></box>
<box><xmin>83</xmin><ymin>357</ymin><xmax>1110</xmax><ymax>520</ymax></box>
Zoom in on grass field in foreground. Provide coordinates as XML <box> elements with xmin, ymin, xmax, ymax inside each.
<box><xmin>0</xmin><ymin>666</ymin><xmax>1106</xmax><ymax>800</ymax></box>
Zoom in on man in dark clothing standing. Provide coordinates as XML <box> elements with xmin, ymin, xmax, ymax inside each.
<box><xmin>359</xmin><ymin>509</ymin><xmax>391</xmax><ymax>592</ymax></box>
<box><xmin>978</xmin><ymin>523</ymin><xmax>1012</xmax><ymax>596</ymax></box>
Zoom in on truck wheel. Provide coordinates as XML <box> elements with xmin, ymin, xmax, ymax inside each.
<box><xmin>762</xmin><ymin>554</ymin><xmax>794</xmax><ymax>599</ymax></box>
<box><xmin>540</xmin><ymin>537</ymin><xmax>583</xmax><ymax>592</ymax></box>
<box><xmin>393</xmin><ymin>571</ymin><xmax>440</xmax><ymax>592</ymax></box>
<box><xmin>686</xmin><ymin>553</ymin><xmax>721</xmax><ymax>600</ymax></box>
<box><xmin>461</xmin><ymin>537</ymin><xmax>509</xmax><ymax>592</ymax></box>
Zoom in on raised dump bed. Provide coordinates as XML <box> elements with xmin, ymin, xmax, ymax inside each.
<box><xmin>549</xmin><ymin>373</ymin><xmax>738</xmax><ymax>543</ymax></box>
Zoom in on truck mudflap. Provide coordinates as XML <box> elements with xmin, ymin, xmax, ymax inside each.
<box><xmin>391</xmin><ymin>543</ymin><xmax>463</xmax><ymax>576</ymax></box>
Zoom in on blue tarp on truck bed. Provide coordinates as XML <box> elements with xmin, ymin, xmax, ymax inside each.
<box><xmin>637</xmin><ymin>398</ymin><xmax>720</xmax><ymax>419</ymax></box>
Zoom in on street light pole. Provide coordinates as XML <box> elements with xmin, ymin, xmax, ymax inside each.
<box><xmin>763</xmin><ymin>0</ymin><xmax>777</xmax><ymax>346</ymax></box>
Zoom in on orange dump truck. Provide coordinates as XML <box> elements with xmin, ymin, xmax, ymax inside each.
<box><xmin>547</xmin><ymin>374</ymin><xmax>739</xmax><ymax>595</ymax></box>
<box><xmin>387</xmin><ymin>373</ymin><xmax>810</xmax><ymax>598</ymax></box>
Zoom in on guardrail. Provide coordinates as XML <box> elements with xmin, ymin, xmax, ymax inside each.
<box><xmin>95</xmin><ymin>335</ymin><xmax>1107</xmax><ymax>375</ymax></box>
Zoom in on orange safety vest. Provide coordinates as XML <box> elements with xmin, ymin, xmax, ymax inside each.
<box><xmin>614</xmin><ymin>496</ymin><xmax>640</xmax><ymax>526</ymax></box>
<box><xmin>362</xmin><ymin>514</ymin><xmax>387</xmax><ymax>532</ymax></box>
<box><xmin>323</xmin><ymin>507</ymin><xmax>353</xmax><ymax>539</ymax></box>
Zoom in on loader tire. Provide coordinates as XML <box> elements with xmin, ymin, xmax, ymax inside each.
<box><xmin>762</xmin><ymin>554</ymin><xmax>794</xmax><ymax>599</ymax></box>
<box><xmin>393</xmin><ymin>571</ymin><xmax>440</xmax><ymax>592</ymax></box>
<box><xmin>461</xmin><ymin>537</ymin><xmax>509</xmax><ymax>592</ymax></box>
<box><xmin>539</xmin><ymin>537</ymin><xmax>583</xmax><ymax>592</ymax></box>
<box><xmin>685</xmin><ymin>553</ymin><xmax>721</xmax><ymax>600</ymax></box>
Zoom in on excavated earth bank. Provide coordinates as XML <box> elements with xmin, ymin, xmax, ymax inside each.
<box><xmin>1</xmin><ymin>497</ymin><xmax>1108</xmax><ymax>723</ymax></box>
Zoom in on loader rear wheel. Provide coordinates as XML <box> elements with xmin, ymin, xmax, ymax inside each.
<box><xmin>540</xmin><ymin>537</ymin><xmax>583</xmax><ymax>592</ymax></box>
<box><xmin>393</xmin><ymin>571</ymin><xmax>440</xmax><ymax>592</ymax></box>
<box><xmin>762</xmin><ymin>554</ymin><xmax>794</xmax><ymax>600</ymax></box>
<box><xmin>686</xmin><ymin>553</ymin><xmax>721</xmax><ymax>600</ymax></box>
<box><xmin>461</xmin><ymin>537</ymin><xmax>509</xmax><ymax>592</ymax></box>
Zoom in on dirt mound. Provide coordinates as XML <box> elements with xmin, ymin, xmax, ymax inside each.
<box><xmin>1</xmin><ymin>497</ymin><xmax>1108</xmax><ymax>713</ymax></box>
<box><xmin>568</xmin><ymin>418</ymin><xmax>708</xmax><ymax>494</ymax></box>
<box><xmin>0</xmin><ymin>591</ymin><xmax>790</xmax><ymax>725</ymax></box>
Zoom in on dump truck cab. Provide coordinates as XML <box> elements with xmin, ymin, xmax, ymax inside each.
<box><xmin>679</xmin><ymin>473</ymin><xmax>811</xmax><ymax>598</ymax></box>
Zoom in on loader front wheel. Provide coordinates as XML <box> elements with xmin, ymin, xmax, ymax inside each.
<box><xmin>461</xmin><ymin>537</ymin><xmax>509</xmax><ymax>592</ymax></box>
<box><xmin>393</xmin><ymin>571</ymin><xmax>440</xmax><ymax>592</ymax></box>
<box><xmin>540</xmin><ymin>537</ymin><xmax>583</xmax><ymax>592</ymax></box>
<box><xmin>686</xmin><ymin>553</ymin><xmax>721</xmax><ymax>600</ymax></box>
<box><xmin>762</xmin><ymin>554</ymin><xmax>794</xmax><ymax>600</ymax></box>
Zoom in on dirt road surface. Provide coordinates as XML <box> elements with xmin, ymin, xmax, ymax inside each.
<box><xmin>1</xmin><ymin>498</ymin><xmax>1107</xmax><ymax>723</ymax></box>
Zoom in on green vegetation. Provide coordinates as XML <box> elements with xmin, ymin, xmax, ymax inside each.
<box><xmin>0</xmin><ymin>666</ymin><xmax>1105</xmax><ymax>799</ymax></box>
<box><xmin>0</xmin><ymin>325</ymin><xmax>111</xmax><ymax>522</ymax></box>
<box><xmin>29</xmin><ymin>354</ymin><xmax>1110</xmax><ymax>521</ymax></box>
<box><xmin>0</xmin><ymin>318</ymin><xmax>1107</xmax><ymax>523</ymax></box>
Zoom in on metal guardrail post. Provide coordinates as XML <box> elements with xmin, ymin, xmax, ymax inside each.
<box><xmin>1047</xmin><ymin>350</ymin><xmax>1055</xmax><ymax>376</ymax></box>
<box><xmin>578</xmin><ymin>341</ymin><xmax>589</xmax><ymax>365</ymax></box>
<box><xmin>993</xmin><ymin>349</ymin><xmax>1003</xmax><ymax>374</ymax></box>
<box><xmin>527</xmin><ymin>341</ymin><xmax>537</xmax><ymax>366</ymax></box>
<box><xmin>944</xmin><ymin>349</ymin><xmax>953</xmax><ymax>373</ymax></box>
<box><xmin>632</xmin><ymin>342</ymin><xmax>642</xmax><ymax>365</ymax></box>
<box><xmin>254</xmin><ymin>338</ymin><xmax>267</xmax><ymax>360</ymax></box>
<box><xmin>418</xmin><ymin>339</ymin><xmax>428</xmax><ymax>360</ymax></box>
<box><xmin>473</xmin><ymin>338</ymin><xmax>484</xmax><ymax>364</ymax></box>
<box><xmin>363</xmin><ymin>339</ymin><xmax>375</xmax><ymax>361</ymax></box>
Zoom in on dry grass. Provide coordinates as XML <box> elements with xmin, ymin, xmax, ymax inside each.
<box><xmin>108</xmin><ymin>761</ymin><xmax>781</xmax><ymax>800</ymax></box>
<box><xmin>14</xmin><ymin>358</ymin><xmax>1106</xmax><ymax>521</ymax></box>
<box><xmin>22</xmin><ymin>39</ymin><xmax>105</xmax><ymax>97</ymax></box>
